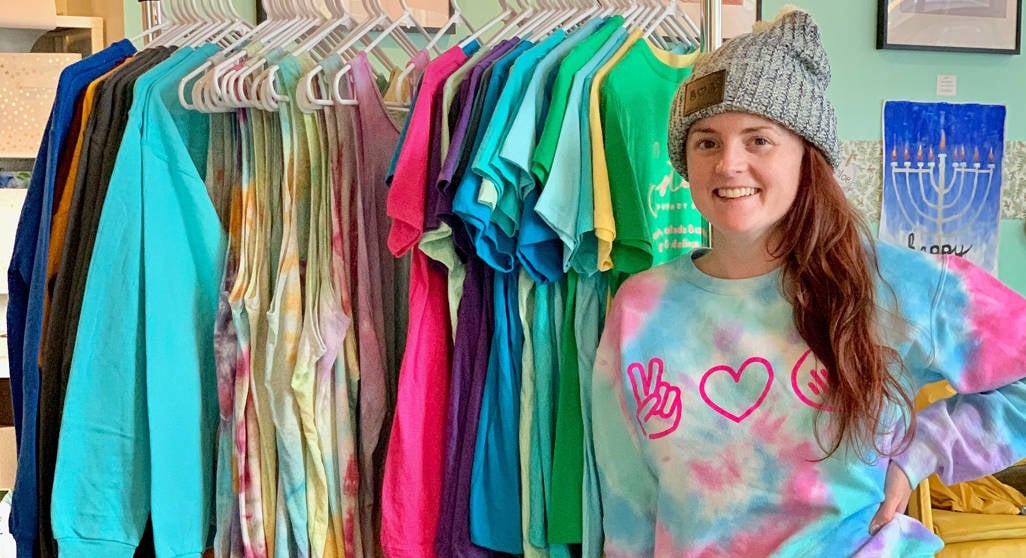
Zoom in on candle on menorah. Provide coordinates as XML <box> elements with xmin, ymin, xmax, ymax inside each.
<box><xmin>888</xmin><ymin>129</ymin><xmax>996</xmax><ymax>255</ymax></box>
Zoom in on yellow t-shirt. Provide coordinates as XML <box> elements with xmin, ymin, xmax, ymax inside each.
<box><xmin>588</xmin><ymin>30</ymin><xmax>642</xmax><ymax>272</ymax></box>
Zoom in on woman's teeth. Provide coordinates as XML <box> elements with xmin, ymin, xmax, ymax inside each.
<box><xmin>717</xmin><ymin>187</ymin><xmax>758</xmax><ymax>199</ymax></box>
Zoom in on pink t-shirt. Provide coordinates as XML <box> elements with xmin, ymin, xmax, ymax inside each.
<box><xmin>386</xmin><ymin>46</ymin><xmax>471</xmax><ymax>257</ymax></box>
<box><xmin>380</xmin><ymin>249</ymin><xmax>454</xmax><ymax>558</ymax></box>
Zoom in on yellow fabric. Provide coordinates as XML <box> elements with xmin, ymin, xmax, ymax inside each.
<box><xmin>930</xmin><ymin>474</ymin><xmax>1026</xmax><ymax>515</ymax></box>
<box><xmin>291</xmin><ymin>55</ymin><xmax>331</xmax><ymax>558</ymax></box>
<box><xmin>384</xmin><ymin>65</ymin><xmax>422</xmax><ymax>106</ymax></box>
<box><xmin>588</xmin><ymin>29</ymin><xmax>642</xmax><ymax>272</ymax></box>
<box><xmin>931</xmin><ymin>509</ymin><xmax>1026</xmax><ymax>543</ymax></box>
<box><xmin>939</xmin><ymin>538</ymin><xmax>1026</xmax><ymax>558</ymax></box>
<box><xmin>645</xmin><ymin>38</ymin><xmax>702</xmax><ymax>68</ymax></box>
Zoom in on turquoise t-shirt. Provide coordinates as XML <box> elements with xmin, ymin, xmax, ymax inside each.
<box><xmin>529</xmin><ymin>16</ymin><xmax>624</xmax><ymax>186</ymax></box>
<box><xmin>472</xmin><ymin>30</ymin><xmax>568</xmax><ymax>237</ymax></box>
<box><xmin>534</xmin><ymin>28</ymin><xmax>628</xmax><ymax>274</ymax></box>
<box><xmin>531</xmin><ymin>25</ymin><xmax>630</xmax><ymax>546</ymax></box>
<box><xmin>528</xmin><ymin>280</ymin><xmax>567</xmax><ymax>555</ymax></box>
<box><xmin>452</xmin><ymin>39</ymin><xmax>533</xmax><ymax>272</ymax></box>
<box><xmin>500</xmin><ymin>20</ymin><xmax>606</xmax><ymax>284</ymax></box>
<box><xmin>470</xmin><ymin>270</ymin><xmax>526</xmax><ymax>554</ymax></box>
<box><xmin>573</xmin><ymin>271</ymin><xmax>608</xmax><ymax>558</ymax></box>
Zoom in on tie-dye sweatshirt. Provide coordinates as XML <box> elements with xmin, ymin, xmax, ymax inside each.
<box><xmin>592</xmin><ymin>243</ymin><xmax>1026</xmax><ymax>557</ymax></box>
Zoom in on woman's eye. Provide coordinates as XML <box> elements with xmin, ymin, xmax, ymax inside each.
<box><xmin>752</xmin><ymin>136</ymin><xmax>771</xmax><ymax>146</ymax></box>
<box><xmin>695</xmin><ymin>139</ymin><xmax>716</xmax><ymax>150</ymax></box>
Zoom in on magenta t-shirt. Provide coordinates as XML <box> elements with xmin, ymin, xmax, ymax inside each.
<box><xmin>386</xmin><ymin>46</ymin><xmax>473</xmax><ymax>257</ymax></box>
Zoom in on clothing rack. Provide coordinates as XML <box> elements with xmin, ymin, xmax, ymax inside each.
<box><xmin>135</xmin><ymin>0</ymin><xmax>727</xmax><ymax>51</ymax></box>
<box><xmin>703</xmin><ymin>0</ymin><xmax>722</xmax><ymax>51</ymax></box>
<box><xmin>139</xmin><ymin>0</ymin><xmax>162</xmax><ymax>44</ymax></box>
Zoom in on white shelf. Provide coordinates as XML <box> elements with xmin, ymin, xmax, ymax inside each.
<box><xmin>0</xmin><ymin>152</ymin><xmax>37</xmax><ymax>160</ymax></box>
<box><xmin>53</xmin><ymin>15</ymin><xmax>104</xmax><ymax>53</ymax></box>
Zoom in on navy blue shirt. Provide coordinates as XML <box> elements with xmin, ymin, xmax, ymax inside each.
<box><xmin>5</xmin><ymin>39</ymin><xmax>135</xmax><ymax>557</ymax></box>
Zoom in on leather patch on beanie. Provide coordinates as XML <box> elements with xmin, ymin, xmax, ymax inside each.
<box><xmin>683</xmin><ymin>70</ymin><xmax>725</xmax><ymax>117</ymax></box>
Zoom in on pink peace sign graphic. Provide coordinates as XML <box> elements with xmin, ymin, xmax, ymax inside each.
<box><xmin>627</xmin><ymin>357</ymin><xmax>683</xmax><ymax>440</ymax></box>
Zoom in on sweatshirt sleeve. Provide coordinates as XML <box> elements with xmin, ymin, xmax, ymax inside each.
<box><xmin>51</xmin><ymin>115</ymin><xmax>148</xmax><ymax>558</ymax></box>
<box><xmin>893</xmin><ymin>254</ymin><xmax>1026</xmax><ymax>487</ymax></box>
<box><xmin>591</xmin><ymin>288</ymin><xmax>659</xmax><ymax>557</ymax></box>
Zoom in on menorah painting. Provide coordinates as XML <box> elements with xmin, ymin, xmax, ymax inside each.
<box><xmin>881</xmin><ymin>101</ymin><xmax>1005</xmax><ymax>274</ymax></box>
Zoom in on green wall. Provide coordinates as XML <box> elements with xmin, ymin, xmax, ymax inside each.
<box><xmin>764</xmin><ymin>0</ymin><xmax>1025</xmax><ymax>295</ymax></box>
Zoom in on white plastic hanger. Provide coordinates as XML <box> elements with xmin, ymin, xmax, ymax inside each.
<box><xmin>519</xmin><ymin>0</ymin><xmax>578</xmax><ymax>40</ymax></box>
<box><xmin>380</xmin><ymin>0</ymin><xmax>478</xmax><ymax>109</ymax></box>
<box><xmin>165</xmin><ymin>0</ymin><xmax>234</xmax><ymax>48</ymax></box>
<box><xmin>672</xmin><ymin>0</ymin><xmax>702</xmax><ymax>43</ymax></box>
<box><xmin>221</xmin><ymin>9</ymin><xmax>324</xmax><ymax>109</ymax></box>
<box><xmin>254</xmin><ymin>0</ymin><xmax>379</xmax><ymax>111</ymax></box>
<box><xmin>395</xmin><ymin>0</ymin><xmax>440</xmax><ymax>55</ymax></box>
<box><xmin>215</xmin><ymin>0</ymin><xmax>325</xmax><ymax>105</ymax></box>
<box><xmin>130</xmin><ymin>0</ymin><xmax>179</xmax><ymax>46</ymax></box>
<box><xmin>280</xmin><ymin>0</ymin><xmax>360</xmax><ymax>65</ymax></box>
<box><xmin>332</xmin><ymin>7</ymin><xmax>418</xmax><ymax>105</ymax></box>
<box><xmin>200</xmin><ymin>2</ymin><xmax>300</xmax><ymax>108</ymax></box>
<box><xmin>179</xmin><ymin>2</ymin><xmax>272</xmax><ymax>110</ymax></box>
<box><xmin>457</xmin><ymin>0</ymin><xmax>517</xmax><ymax>49</ymax></box>
<box><xmin>144</xmin><ymin>0</ymin><xmax>201</xmax><ymax>48</ymax></box>
<box><xmin>295</xmin><ymin>0</ymin><xmax>393</xmax><ymax>111</ymax></box>
<box><xmin>186</xmin><ymin>0</ymin><xmax>248</xmax><ymax>48</ymax></box>
<box><xmin>640</xmin><ymin>0</ymin><xmax>697</xmax><ymax>48</ymax></box>
<box><xmin>595</xmin><ymin>0</ymin><xmax>621</xmax><ymax>19</ymax></box>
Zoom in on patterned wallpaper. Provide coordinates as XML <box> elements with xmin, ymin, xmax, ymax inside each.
<box><xmin>837</xmin><ymin>140</ymin><xmax>1026</xmax><ymax>221</ymax></box>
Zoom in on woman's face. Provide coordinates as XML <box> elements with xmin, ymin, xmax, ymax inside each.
<box><xmin>685</xmin><ymin>112</ymin><xmax>805</xmax><ymax>249</ymax></box>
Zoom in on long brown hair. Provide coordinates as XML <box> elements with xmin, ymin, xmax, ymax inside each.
<box><xmin>771</xmin><ymin>144</ymin><xmax>913</xmax><ymax>460</ymax></box>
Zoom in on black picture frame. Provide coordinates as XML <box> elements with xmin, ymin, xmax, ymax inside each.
<box><xmin>877</xmin><ymin>0</ymin><xmax>1022</xmax><ymax>55</ymax></box>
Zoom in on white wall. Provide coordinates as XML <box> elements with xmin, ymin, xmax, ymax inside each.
<box><xmin>1</xmin><ymin>189</ymin><xmax>27</xmax><ymax>378</ymax></box>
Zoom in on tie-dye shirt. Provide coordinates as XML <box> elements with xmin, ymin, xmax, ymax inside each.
<box><xmin>592</xmin><ymin>243</ymin><xmax>1026</xmax><ymax>557</ymax></box>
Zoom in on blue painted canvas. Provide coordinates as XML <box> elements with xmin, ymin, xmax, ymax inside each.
<box><xmin>881</xmin><ymin>100</ymin><xmax>1005</xmax><ymax>274</ymax></box>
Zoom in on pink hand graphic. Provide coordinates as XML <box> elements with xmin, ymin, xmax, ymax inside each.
<box><xmin>627</xmin><ymin>357</ymin><xmax>683</xmax><ymax>439</ymax></box>
<box><xmin>791</xmin><ymin>349</ymin><xmax>833</xmax><ymax>411</ymax></box>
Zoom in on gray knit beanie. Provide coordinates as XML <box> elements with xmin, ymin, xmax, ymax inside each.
<box><xmin>667</xmin><ymin>8</ymin><xmax>839</xmax><ymax>180</ymax></box>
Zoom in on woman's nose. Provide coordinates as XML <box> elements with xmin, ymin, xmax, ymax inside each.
<box><xmin>714</xmin><ymin>143</ymin><xmax>746</xmax><ymax>175</ymax></box>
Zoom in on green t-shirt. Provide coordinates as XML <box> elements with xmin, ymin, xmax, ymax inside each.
<box><xmin>601</xmin><ymin>40</ymin><xmax>707</xmax><ymax>275</ymax></box>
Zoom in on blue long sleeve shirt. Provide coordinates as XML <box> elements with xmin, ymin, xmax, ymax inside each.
<box><xmin>5</xmin><ymin>39</ymin><xmax>135</xmax><ymax>558</ymax></box>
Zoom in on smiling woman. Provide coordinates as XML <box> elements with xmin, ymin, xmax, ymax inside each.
<box><xmin>591</xmin><ymin>7</ymin><xmax>1026</xmax><ymax>557</ymax></box>
<box><xmin>683</xmin><ymin>113</ymin><xmax>805</xmax><ymax>268</ymax></box>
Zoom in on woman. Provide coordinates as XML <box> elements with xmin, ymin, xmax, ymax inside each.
<box><xmin>592</xmin><ymin>8</ymin><xmax>1026</xmax><ymax>557</ymax></box>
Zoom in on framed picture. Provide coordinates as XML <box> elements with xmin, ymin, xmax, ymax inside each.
<box><xmin>681</xmin><ymin>0</ymin><xmax>762</xmax><ymax>39</ymax></box>
<box><xmin>877</xmin><ymin>0</ymin><xmax>1022</xmax><ymax>54</ymax></box>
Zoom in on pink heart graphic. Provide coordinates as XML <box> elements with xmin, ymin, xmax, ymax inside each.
<box><xmin>699</xmin><ymin>357</ymin><xmax>774</xmax><ymax>423</ymax></box>
<box><xmin>791</xmin><ymin>349</ymin><xmax>833</xmax><ymax>412</ymax></box>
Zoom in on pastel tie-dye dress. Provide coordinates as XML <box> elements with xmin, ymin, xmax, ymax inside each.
<box><xmin>593</xmin><ymin>243</ymin><xmax>1026</xmax><ymax>557</ymax></box>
